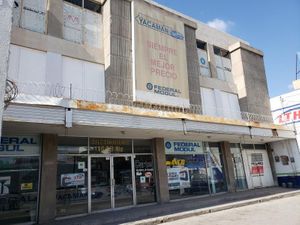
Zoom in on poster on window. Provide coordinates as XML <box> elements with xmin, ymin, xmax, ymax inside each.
<box><xmin>167</xmin><ymin>167</ymin><xmax>190</xmax><ymax>190</ymax></box>
<box><xmin>251</xmin><ymin>153</ymin><xmax>264</xmax><ymax>176</ymax></box>
<box><xmin>0</xmin><ymin>177</ymin><xmax>11</xmax><ymax>195</ymax></box>
<box><xmin>133</xmin><ymin>1</ymin><xmax>189</xmax><ymax>107</ymax></box>
<box><xmin>61</xmin><ymin>173</ymin><xmax>85</xmax><ymax>187</ymax></box>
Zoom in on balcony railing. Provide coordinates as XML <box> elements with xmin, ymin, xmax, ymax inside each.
<box><xmin>12</xmin><ymin>81</ymin><xmax>274</xmax><ymax>124</ymax></box>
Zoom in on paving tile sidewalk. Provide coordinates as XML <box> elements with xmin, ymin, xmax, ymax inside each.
<box><xmin>50</xmin><ymin>187</ymin><xmax>300</xmax><ymax>225</ymax></box>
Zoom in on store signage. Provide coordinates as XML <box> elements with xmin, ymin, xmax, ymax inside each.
<box><xmin>135</xmin><ymin>14</ymin><xmax>184</xmax><ymax>40</ymax></box>
<box><xmin>0</xmin><ymin>136</ymin><xmax>39</xmax><ymax>155</ymax></box>
<box><xmin>21</xmin><ymin>183</ymin><xmax>33</xmax><ymax>191</ymax></box>
<box><xmin>61</xmin><ymin>173</ymin><xmax>85</xmax><ymax>187</ymax></box>
<box><xmin>274</xmin><ymin>107</ymin><xmax>300</xmax><ymax>124</ymax></box>
<box><xmin>133</xmin><ymin>1</ymin><xmax>189</xmax><ymax>107</ymax></box>
<box><xmin>165</xmin><ymin>140</ymin><xmax>203</xmax><ymax>155</ymax></box>
<box><xmin>167</xmin><ymin>167</ymin><xmax>190</xmax><ymax>190</ymax></box>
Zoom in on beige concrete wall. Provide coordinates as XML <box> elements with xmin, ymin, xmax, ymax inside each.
<box><xmin>199</xmin><ymin>76</ymin><xmax>238</xmax><ymax>94</ymax></box>
<box><xmin>11</xmin><ymin>27</ymin><xmax>104</xmax><ymax>64</ymax></box>
<box><xmin>196</xmin><ymin>22</ymin><xmax>248</xmax><ymax>50</ymax></box>
<box><xmin>230</xmin><ymin>42</ymin><xmax>271</xmax><ymax>116</ymax></box>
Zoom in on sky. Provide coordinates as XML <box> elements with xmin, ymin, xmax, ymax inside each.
<box><xmin>155</xmin><ymin>0</ymin><xmax>300</xmax><ymax>97</ymax></box>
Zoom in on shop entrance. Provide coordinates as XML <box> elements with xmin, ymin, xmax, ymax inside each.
<box><xmin>89</xmin><ymin>155</ymin><xmax>135</xmax><ymax>212</ymax></box>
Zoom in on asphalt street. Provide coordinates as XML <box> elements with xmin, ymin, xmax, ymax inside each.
<box><xmin>163</xmin><ymin>195</ymin><xmax>300</xmax><ymax>225</ymax></box>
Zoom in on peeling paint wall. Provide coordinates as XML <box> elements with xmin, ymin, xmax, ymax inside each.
<box><xmin>0</xmin><ymin>0</ymin><xmax>13</xmax><ymax>137</ymax></box>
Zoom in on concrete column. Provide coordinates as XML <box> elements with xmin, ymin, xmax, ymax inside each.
<box><xmin>0</xmin><ymin>0</ymin><xmax>13</xmax><ymax>137</ymax></box>
<box><xmin>38</xmin><ymin>134</ymin><xmax>58</xmax><ymax>224</ymax></box>
<box><xmin>266</xmin><ymin>143</ymin><xmax>278</xmax><ymax>186</ymax></box>
<box><xmin>207</xmin><ymin>44</ymin><xmax>218</xmax><ymax>79</ymax></box>
<box><xmin>229</xmin><ymin>42</ymin><xmax>271</xmax><ymax>116</ymax></box>
<box><xmin>184</xmin><ymin>25</ymin><xmax>202</xmax><ymax>108</ymax></box>
<box><xmin>152</xmin><ymin>138</ymin><xmax>169</xmax><ymax>203</ymax></box>
<box><xmin>220</xmin><ymin>141</ymin><xmax>236</xmax><ymax>192</ymax></box>
<box><xmin>103</xmin><ymin>0</ymin><xmax>133</xmax><ymax>101</ymax></box>
<box><xmin>47</xmin><ymin>0</ymin><xmax>64</xmax><ymax>39</ymax></box>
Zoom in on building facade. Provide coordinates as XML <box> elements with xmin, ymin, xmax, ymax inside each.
<box><xmin>0</xmin><ymin>0</ymin><xmax>297</xmax><ymax>224</ymax></box>
<box><xmin>270</xmin><ymin>80</ymin><xmax>300</xmax><ymax>188</ymax></box>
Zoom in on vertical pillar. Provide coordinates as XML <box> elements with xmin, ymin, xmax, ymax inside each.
<box><xmin>184</xmin><ymin>25</ymin><xmax>202</xmax><ymax>108</ymax></box>
<box><xmin>38</xmin><ymin>134</ymin><xmax>58</xmax><ymax>224</ymax></box>
<box><xmin>47</xmin><ymin>0</ymin><xmax>64</xmax><ymax>39</ymax></box>
<box><xmin>0</xmin><ymin>0</ymin><xmax>13</xmax><ymax>137</ymax></box>
<box><xmin>266</xmin><ymin>143</ymin><xmax>278</xmax><ymax>186</ymax></box>
<box><xmin>220</xmin><ymin>141</ymin><xmax>236</xmax><ymax>192</ymax></box>
<box><xmin>206</xmin><ymin>44</ymin><xmax>218</xmax><ymax>79</ymax></box>
<box><xmin>153</xmin><ymin>138</ymin><xmax>169</xmax><ymax>203</ymax></box>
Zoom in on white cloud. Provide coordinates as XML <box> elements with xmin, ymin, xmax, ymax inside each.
<box><xmin>207</xmin><ymin>18</ymin><xmax>234</xmax><ymax>33</ymax></box>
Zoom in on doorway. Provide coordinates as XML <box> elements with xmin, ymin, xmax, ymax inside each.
<box><xmin>88</xmin><ymin>155</ymin><xmax>135</xmax><ymax>212</ymax></box>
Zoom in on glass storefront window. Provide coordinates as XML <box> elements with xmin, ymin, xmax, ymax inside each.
<box><xmin>165</xmin><ymin>140</ymin><xmax>210</xmax><ymax>200</ymax></box>
<box><xmin>134</xmin><ymin>155</ymin><xmax>156</xmax><ymax>204</ymax></box>
<box><xmin>89</xmin><ymin>138</ymin><xmax>132</xmax><ymax>154</ymax></box>
<box><xmin>133</xmin><ymin>140</ymin><xmax>152</xmax><ymax>154</ymax></box>
<box><xmin>230</xmin><ymin>144</ymin><xmax>248</xmax><ymax>190</ymax></box>
<box><xmin>56</xmin><ymin>155</ymin><xmax>88</xmax><ymax>217</ymax></box>
<box><xmin>0</xmin><ymin>136</ymin><xmax>40</xmax><ymax>225</ymax></box>
<box><xmin>56</xmin><ymin>137</ymin><xmax>88</xmax><ymax>217</ymax></box>
<box><xmin>206</xmin><ymin>143</ymin><xmax>227</xmax><ymax>193</ymax></box>
<box><xmin>57</xmin><ymin>137</ymin><xmax>88</xmax><ymax>154</ymax></box>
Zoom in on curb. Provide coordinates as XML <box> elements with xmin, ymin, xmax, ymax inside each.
<box><xmin>123</xmin><ymin>190</ymin><xmax>300</xmax><ymax>225</ymax></box>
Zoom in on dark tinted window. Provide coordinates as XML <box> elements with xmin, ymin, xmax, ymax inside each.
<box><xmin>64</xmin><ymin>0</ymin><xmax>82</xmax><ymax>7</ymax></box>
<box><xmin>84</xmin><ymin>0</ymin><xmax>101</xmax><ymax>13</ymax></box>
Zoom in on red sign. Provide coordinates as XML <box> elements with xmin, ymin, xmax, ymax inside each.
<box><xmin>251</xmin><ymin>165</ymin><xmax>264</xmax><ymax>175</ymax></box>
<box><xmin>278</xmin><ymin>109</ymin><xmax>300</xmax><ymax>124</ymax></box>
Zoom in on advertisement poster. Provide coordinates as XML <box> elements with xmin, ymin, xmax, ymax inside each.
<box><xmin>133</xmin><ymin>1</ymin><xmax>190</xmax><ymax>107</ymax></box>
<box><xmin>167</xmin><ymin>167</ymin><xmax>190</xmax><ymax>190</ymax></box>
<box><xmin>251</xmin><ymin>153</ymin><xmax>264</xmax><ymax>176</ymax></box>
<box><xmin>0</xmin><ymin>176</ymin><xmax>10</xmax><ymax>195</ymax></box>
<box><xmin>61</xmin><ymin>173</ymin><xmax>85</xmax><ymax>187</ymax></box>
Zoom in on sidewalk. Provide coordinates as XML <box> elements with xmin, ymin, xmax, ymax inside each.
<box><xmin>51</xmin><ymin>187</ymin><xmax>300</xmax><ymax>225</ymax></box>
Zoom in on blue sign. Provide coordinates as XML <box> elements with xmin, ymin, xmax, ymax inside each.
<box><xmin>165</xmin><ymin>140</ymin><xmax>203</xmax><ymax>155</ymax></box>
<box><xmin>135</xmin><ymin>13</ymin><xmax>184</xmax><ymax>41</ymax></box>
<box><xmin>200</xmin><ymin>57</ymin><xmax>206</xmax><ymax>65</ymax></box>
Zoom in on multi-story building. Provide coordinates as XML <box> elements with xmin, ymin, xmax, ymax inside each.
<box><xmin>0</xmin><ymin>0</ymin><xmax>297</xmax><ymax>224</ymax></box>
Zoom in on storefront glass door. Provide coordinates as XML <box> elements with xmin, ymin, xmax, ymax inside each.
<box><xmin>89</xmin><ymin>155</ymin><xmax>134</xmax><ymax>212</ymax></box>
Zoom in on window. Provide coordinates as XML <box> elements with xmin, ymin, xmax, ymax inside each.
<box><xmin>197</xmin><ymin>40</ymin><xmax>211</xmax><ymax>77</ymax></box>
<box><xmin>64</xmin><ymin>0</ymin><xmax>101</xmax><ymax>13</ymax></box>
<box><xmin>214</xmin><ymin>46</ymin><xmax>233</xmax><ymax>82</ymax></box>
<box><xmin>56</xmin><ymin>137</ymin><xmax>88</xmax><ymax>217</ymax></box>
<box><xmin>0</xmin><ymin>136</ymin><xmax>40</xmax><ymax>225</ymax></box>
<box><xmin>200</xmin><ymin>88</ymin><xmax>241</xmax><ymax>120</ymax></box>
<box><xmin>63</xmin><ymin>1</ymin><xmax>102</xmax><ymax>48</ymax></box>
<box><xmin>12</xmin><ymin>0</ymin><xmax>47</xmax><ymax>34</ymax></box>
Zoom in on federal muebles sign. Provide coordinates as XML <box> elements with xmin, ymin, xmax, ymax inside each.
<box><xmin>133</xmin><ymin>1</ymin><xmax>190</xmax><ymax>107</ymax></box>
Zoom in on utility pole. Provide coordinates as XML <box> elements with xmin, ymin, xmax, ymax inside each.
<box><xmin>0</xmin><ymin>0</ymin><xmax>13</xmax><ymax>137</ymax></box>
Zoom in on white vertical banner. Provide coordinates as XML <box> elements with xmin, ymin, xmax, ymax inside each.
<box><xmin>133</xmin><ymin>0</ymin><xmax>190</xmax><ymax>107</ymax></box>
